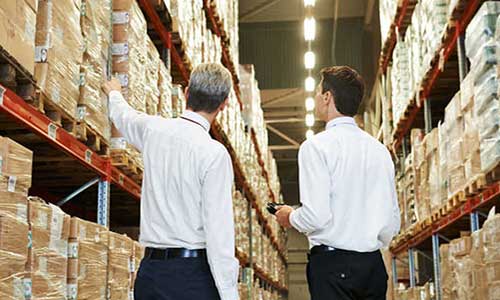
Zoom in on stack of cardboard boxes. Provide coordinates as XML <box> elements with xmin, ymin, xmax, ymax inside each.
<box><xmin>77</xmin><ymin>0</ymin><xmax>112</xmax><ymax>143</ymax></box>
<box><xmin>35</xmin><ymin>0</ymin><xmax>83</xmax><ymax>120</ymax></box>
<box><xmin>0</xmin><ymin>137</ymin><xmax>33</xmax><ymax>195</ymax></box>
<box><xmin>158</xmin><ymin>62</ymin><xmax>173</xmax><ymax>119</ymax></box>
<box><xmin>67</xmin><ymin>218</ymin><xmax>108</xmax><ymax>300</ymax></box>
<box><xmin>106</xmin><ymin>232</ymin><xmax>134</xmax><ymax>300</ymax></box>
<box><xmin>0</xmin><ymin>0</ymin><xmax>37</xmax><ymax>75</ymax></box>
<box><xmin>29</xmin><ymin>199</ymin><xmax>70</xmax><ymax>300</ymax></box>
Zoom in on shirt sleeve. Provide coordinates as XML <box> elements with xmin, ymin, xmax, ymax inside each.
<box><xmin>378</xmin><ymin>154</ymin><xmax>401</xmax><ymax>246</ymax></box>
<box><xmin>108</xmin><ymin>90</ymin><xmax>154</xmax><ymax>152</ymax></box>
<box><xmin>201</xmin><ymin>146</ymin><xmax>240</xmax><ymax>300</ymax></box>
<box><xmin>290</xmin><ymin>140</ymin><xmax>333</xmax><ymax>234</ymax></box>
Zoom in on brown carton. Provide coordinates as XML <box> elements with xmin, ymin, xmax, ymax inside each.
<box><xmin>450</xmin><ymin>236</ymin><xmax>472</xmax><ymax>257</ymax></box>
<box><xmin>107</xmin><ymin>232</ymin><xmax>133</xmax><ymax>300</ymax></box>
<box><xmin>0</xmin><ymin>137</ymin><xmax>33</xmax><ymax>195</ymax></box>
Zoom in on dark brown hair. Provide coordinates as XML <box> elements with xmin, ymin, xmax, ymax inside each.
<box><xmin>320</xmin><ymin>66</ymin><xmax>365</xmax><ymax>117</ymax></box>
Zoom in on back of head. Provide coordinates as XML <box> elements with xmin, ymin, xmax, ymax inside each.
<box><xmin>320</xmin><ymin>66</ymin><xmax>365</xmax><ymax>117</ymax></box>
<box><xmin>187</xmin><ymin>63</ymin><xmax>233</xmax><ymax>113</ymax></box>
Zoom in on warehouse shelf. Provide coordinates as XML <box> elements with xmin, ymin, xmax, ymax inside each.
<box><xmin>0</xmin><ymin>84</ymin><xmax>142</xmax><ymax>200</ymax></box>
<box><xmin>253</xmin><ymin>264</ymin><xmax>288</xmax><ymax>294</ymax></box>
<box><xmin>379</xmin><ymin>0</ymin><xmax>418</xmax><ymax>73</ymax></box>
<box><xmin>390</xmin><ymin>180</ymin><xmax>500</xmax><ymax>255</ymax></box>
<box><xmin>391</xmin><ymin>0</ymin><xmax>482</xmax><ymax>150</ymax></box>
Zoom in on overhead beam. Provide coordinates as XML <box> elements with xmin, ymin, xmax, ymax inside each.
<box><xmin>266</xmin><ymin>124</ymin><xmax>300</xmax><ymax>146</ymax></box>
<box><xmin>240</xmin><ymin>0</ymin><xmax>282</xmax><ymax>22</ymax></box>
<box><xmin>262</xmin><ymin>88</ymin><xmax>303</xmax><ymax>108</ymax></box>
<box><xmin>265</xmin><ymin>118</ymin><xmax>304</xmax><ymax>124</ymax></box>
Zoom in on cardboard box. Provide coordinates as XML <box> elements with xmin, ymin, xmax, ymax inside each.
<box><xmin>0</xmin><ymin>0</ymin><xmax>37</xmax><ymax>75</ymax></box>
<box><xmin>35</xmin><ymin>0</ymin><xmax>83</xmax><ymax>119</ymax></box>
<box><xmin>450</xmin><ymin>236</ymin><xmax>472</xmax><ymax>257</ymax></box>
<box><xmin>107</xmin><ymin>232</ymin><xmax>133</xmax><ymax>300</ymax></box>
<box><xmin>0</xmin><ymin>137</ymin><xmax>33</xmax><ymax>195</ymax></box>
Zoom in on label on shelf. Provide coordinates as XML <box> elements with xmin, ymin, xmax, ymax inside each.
<box><xmin>0</xmin><ymin>155</ymin><xmax>3</xmax><ymax>175</ymax></box>
<box><xmin>119</xmin><ymin>174</ymin><xmax>125</xmax><ymax>185</ymax></box>
<box><xmin>117</xmin><ymin>74</ymin><xmax>129</xmax><ymax>88</ymax></box>
<box><xmin>85</xmin><ymin>150</ymin><xmax>92</xmax><ymax>164</ymax></box>
<box><xmin>0</xmin><ymin>85</ymin><xmax>5</xmax><ymax>105</ymax></box>
<box><xmin>48</xmin><ymin>123</ymin><xmax>57</xmax><ymax>140</ymax></box>
<box><xmin>77</xmin><ymin>106</ymin><xmax>86</xmax><ymax>121</ymax></box>
<box><xmin>113</xmin><ymin>12</ymin><xmax>130</xmax><ymax>24</ymax></box>
<box><xmin>7</xmin><ymin>176</ymin><xmax>16</xmax><ymax>192</ymax></box>
<box><xmin>23</xmin><ymin>278</ymin><xmax>32</xmax><ymax>299</ymax></box>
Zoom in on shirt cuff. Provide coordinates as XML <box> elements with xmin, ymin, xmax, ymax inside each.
<box><xmin>218</xmin><ymin>285</ymin><xmax>239</xmax><ymax>300</ymax></box>
<box><xmin>289</xmin><ymin>208</ymin><xmax>303</xmax><ymax>233</ymax></box>
<box><xmin>109</xmin><ymin>90</ymin><xmax>123</xmax><ymax>100</ymax></box>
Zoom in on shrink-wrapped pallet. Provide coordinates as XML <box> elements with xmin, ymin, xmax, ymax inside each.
<box><xmin>67</xmin><ymin>218</ymin><xmax>108</xmax><ymax>300</ymax></box>
<box><xmin>145</xmin><ymin>39</ymin><xmax>160</xmax><ymax>116</ymax></box>
<box><xmin>0</xmin><ymin>137</ymin><xmax>33</xmax><ymax>195</ymax></box>
<box><xmin>0</xmin><ymin>0</ymin><xmax>37</xmax><ymax>75</ymax></box>
<box><xmin>77</xmin><ymin>0</ymin><xmax>112</xmax><ymax>142</ymax></box>
<box><xmin>35</xmin><ymin>0</ymin><xmax>83</xmax><ymax>120</ymax></box>
<box><xmin>158</xmin><ymin>61</ymin><xmax>173</xmax><ymax>118</ymax></box>
<box><xmin>106</xmin><ymin>232</ymin><xmax>133</xmax><ymax>300</ymax></box>
<box><xmin>28</xmin><ymin>199</ymin><xmax>70</xmax><ymax>300</ymax></box>
<box><xmin>465</xmin><ymin>2</ymin><xmax>500</xmax><ymax>61</ymax></box>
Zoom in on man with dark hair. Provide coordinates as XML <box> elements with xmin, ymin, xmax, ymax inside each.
<box><xmin>102</xmin><ymin>63</ymin><xmax>240</xmax><ymax>300</ymax></box>
<box><xmin>276</xmin><ymin>66</ymin><xmax>400</xmax><ymax>300</ymax></box>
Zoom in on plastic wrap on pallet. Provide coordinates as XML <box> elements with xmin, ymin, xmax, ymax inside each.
<box><xmin>35</xmin><ymin>0</ymin><xmax>83</xmax><ymax>120</ymax></box>
<box><xmin>378</xmin><ymin>0</ymin><xmax>398</xmax><ymax>45</ymax></box>
<box><xmin>67</xmin><ymin>217</ymin><xmax>108</xmax><ymax>300</ymax></box>
<box><xmin>233</xmin><ymin>190</ymin><xmax>250</xmax><ymax>258</ymax></box>
<box><xmin>145</xmin><ymin>39</ymin><xmax>160</xmax><ymax>116</ymax></box>
<box><xmin>477</xmin><ymin>102</ymin><xmax>500</xmax><ymax>140</ymax></box>
<box><xmin>171</xmin><ymin>84</ymin><xmax>186</xmax><ymax>118</ymax></box>
<box><xmin>474</xmin><ymin>70</ymin><xmax>498</xmax><ymax>117</ymax></box>
<box><xmin>112</xmin><ymin>0</ymin><xmax>147</xmax><ymax>113</ymax></box>
<box><xmin>0</xmin><ymin>211</ymin><xmax>29</xmax><ymax>300</ymax></box>
<box><xmin>460</xmin><ymin>72</ymin><xmax>475</xmax><ymax>111</ymax></box>
<box><xmin>470</xmin><ymin>42</ymin><xmax>497</xmax><ymax>84</ymax></box>
<box><xmin>428</xmin><ymin>150</ymin><xmax>440</xmax><ymax>213</ymax></box>
<box><xmin>158</xmin><ymin>62</ymin><xmax>173</xmax><ymax>118</ymax></box>
<box><xmin>444</xmin><ymin>92</ymin><xmax>462</xmax><ymax>124</ymax></box>
<box><xmin>107</xmin><ymin>232</ymin><xmax>133</xmax><ymax>300</ymax></box>
<box><xmin>482</xmin><ymin>213</ymin><xmax>500</xmax><ymax>263</ymax></box>
<box><xmin>465</xmin><ymin>1</ymin><xmax>500</xmax><ymax>60</ymax></box>
<box><xmin>28</xmin><ymin>199</ymin><xmax>70</xmax><ymax>300</ymax></box>
<box><xmin>0</xmin><ymin>0</ymin><xmax>37</xmax><ymax>75</ymax></box>
<box><xmin>480</xmin><ymin>130</ymin><xmax>500</xmax><ymax>173</ymax></box>
<box><xmin>464</xmin><ymin>131</ymin><xmax>482</xmax><ymax>179</ymax></box>
<box><xmin>78</xmin><ymin>0</ymin><xmax>112</xmax><ymax>142</ymax></box>
<box><xmin>0</xmin><ymin>137</ymin><xmax>33</xmax><ymax>195</ymax></box>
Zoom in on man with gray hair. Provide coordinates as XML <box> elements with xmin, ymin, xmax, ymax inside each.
<box><xmin>102</xmin><ymin>63</ymin><xmax>239</xmax><ymax>300</ymax></box>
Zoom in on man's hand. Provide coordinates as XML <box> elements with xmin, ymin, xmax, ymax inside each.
<box><xmin>102</xmin><ymin>77</ymin><xmax>122</xmax><ymax>95</ymax></box>
<box><xmin>275</xmin><ymin>205</ymin><xmax>294</xmax><ymax>228</ymax></box>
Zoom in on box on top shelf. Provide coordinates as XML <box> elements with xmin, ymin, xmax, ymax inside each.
<box><xmin>78</xmin><ymin>0</ymin><xmax>112</xmax><ymax>142</ymax></box>
<box><xmin>35</xmin><ymin>0</ymin><xmax>83</xmax><ymax>120</ymax></box>
<box><xmin>0</xmin><ymin>137</ymin><xmax>33</xmax><ymax>195</ymax></box>
<box><xmin>28</xmin><ymin>198</ymin><xmax>70</xmax><ymax>300</ymax></box>
<box><xmin>67</xmin><ymin>217</ymin><xmax>108</xmax><ymax>300</ymax></box>
<box><xmin>0</xmin><ymin>0</ymin><xmax>37</xmax><ymax>75</ymax></box>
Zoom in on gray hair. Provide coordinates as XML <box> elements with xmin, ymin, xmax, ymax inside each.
<box><xmin>187</xmin><ymin>63</ymin><xmax>233</xmax><ymax>113</ymax></box>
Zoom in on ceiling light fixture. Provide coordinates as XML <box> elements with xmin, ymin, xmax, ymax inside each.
<box><xmin>306</xmin><ymin>129</ymin><xmax>314</xmax><ymax>139</ymax></box>
<box><xmin>305</xmin><ymin>113</ymin><xmax>315</xmax><ymax>127</ymax></box>
<box><xmin>304</xmin><ymin>51</ymin><xmax>315</xmax><ymax>69</ymax></box>
<box><xmin>305</xmin><ymin>76</ymin><xmax>315</xmax><ymax>92</ymax></box>
<box><xmin>304</xmin><ymin>0</ymin><xmax>316</xmax><ymax>7</ymax></box>
<box><xmin>304</xmin><ymin>17</ymin><xmax>316</xmax><ymax>41</ymax></box>
<box><xmin>305</xmin><ymin>97</ymin><xmax>315</xmax><ymax>111</ymax></box>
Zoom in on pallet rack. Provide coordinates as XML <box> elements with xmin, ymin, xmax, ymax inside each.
<box><xmin>378</xmin><ymin>0</ymin><xmax>500</xmax><ymax>299</ymax></box>
<box><xmin>0</xmin><ymin>0</ymin><xmax>288</xmax><ymax>295</ymax></box>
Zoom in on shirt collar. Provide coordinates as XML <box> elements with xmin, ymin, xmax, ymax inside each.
<box><xmin>325</xmin><ymin>117</ymin><xmax>357</xmax><ymax>130</ymax></box>
<box><xmin>181</xmin><ymin>110</ymin><xmax>211</xmax><ymax>132</ymax></box>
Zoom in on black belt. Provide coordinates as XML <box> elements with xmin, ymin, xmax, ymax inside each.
<box><xmin>310</xmin><ymin>245</ymin><xmax>378</xmax><ymax>257</ymax></box>
<box><xmin>145</xmin><ymin>247</ymin><xmax>207</xmax><ymax>260</ymax></box>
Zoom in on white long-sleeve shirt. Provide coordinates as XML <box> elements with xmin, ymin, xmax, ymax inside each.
<box><xmin>108</xmin><ymin>91</ymin><xmax>239</xmax><ymax>300</ymax></box>
<box><xmin>290</xmin><ymin>116</ymin><xmax>400</xmax><ymax>252</ymax></box>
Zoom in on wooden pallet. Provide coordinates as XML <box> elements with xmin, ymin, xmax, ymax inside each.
<box><xmin>464</xmin><ymin>174</ymin><xmax>487</xmax><ymax>197</ymax></box>
<box><xmin>110</xmin><ymin>149</ymin><xmax>143</xmax><ymax>183</ymax></box>
<box><xmin>75</xmin><ymin>123</ymin><xmax>110</xmax><ymax>156</ymax></box>
<box><xmin>431</xmin><ymin>210</ymin><xmax>442</xmax><ymax>223</ymax></box>
<box><xmin>484</xmin><ymin>161</ymin><xmax>500</xmax><ymax>185</ymax></box>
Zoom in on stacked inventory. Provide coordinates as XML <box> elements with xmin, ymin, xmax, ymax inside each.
<box><xmin>67</xmin><ymin>218</ymin><xmax>109</xmax><ymax>300</ymax></box>
<box><xmin>233</xmin><ymin>189</ymin><xmax>250</xmax><ymax>259</ymax></box>
<box><xmin>379</xmin><ymin>0</ymin><xmax>398</xmax><ymax>46</ymax></box>
<box><xmin>77</xmin><ymin>0</ymin><xmax>112</xmax><ymax>143</ymax></box>
<box><xmin>171</xmin><ymin>84</ymin><xmax>186</xmax><ymax>118</ymax></box>
<box><xmin>29</xmin><ymin>199</ymin><xmax>70</xmax><ymax>300</ymax></box>
<box><xmin>35</xmin><ymin>0</ymin><xmax>83</xmax><ymax>120</ymax></box>
<box><xmin>158</xmin><ymin>63</ymin><xmax>173</xmax><ymax>118</ymax></box>
<box><xmin>130</xmin><ymin>241</ymin><xmax>145</xmax><ymax>297</ymax></box>
<box><xmin>0</xmin><ymin>137</ymin><xmax>33</xmax><ymax>195</ymax></box>
<box><xmin>0</xmin><ymin>0</ymin><xmax>37</xmax><ymax>75</ymax></box>
<box><xmin>440</xmin><ymin>212</ymin><xmax>500</xmax><ymax>299</ymax></box>
<box><xmin>106</xmin><ymin>232</ymin><xmax>134</xmax><ymax>300</ymax></box>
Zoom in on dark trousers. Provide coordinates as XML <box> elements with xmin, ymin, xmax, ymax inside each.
<box><xmin>307</xmin><ymin>249</ymin><xmax>388</xmax><ymax>300</ymax></box>
<box><xmin>134</xmin><ymin>256</ymin><xmax>221</xmax><ymax>300</ymax></box>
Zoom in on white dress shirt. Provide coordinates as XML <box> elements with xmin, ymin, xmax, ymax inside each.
<box><xmin>108</xmin><ymin>91</ymin><xmax>239</xmax><ymax>300</ymax></box>
<box><xmin>290</xmin><ymin>117</ymin><xmax>400</xmax><ymax>252</ymax></box>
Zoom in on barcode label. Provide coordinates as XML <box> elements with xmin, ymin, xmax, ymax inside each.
<box><xmin>113</xmin><ymin>12</ymin><xmax>130</xmax><ymax>24</ymax></box>
<box><xmin>35</xmin><ymin>46</ymin><xmax>49</xmax><ymax>62</ymax></box>
<box><xmin>112</xmin><ymin>43</ymin><xmax>129</xmax><ymax>56</ymax></box>
<box><xmin>48</xmin><ymin>123</ymin><xmax>57</xmax><ymax>139</ymax></box>
<box><xmin>8</xmin><ymin>176</ymin><xmax>16</xmax><ymax>192</ymax></box>
<box><xmin>0</xmin><ymin>85</ymin><xmax>5</xmax><ymax>105</ymax></box>
<box><xmin>85</xmin><ymin>150</ymin><xmax>92</xmax><ymax>163</ymax></box>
